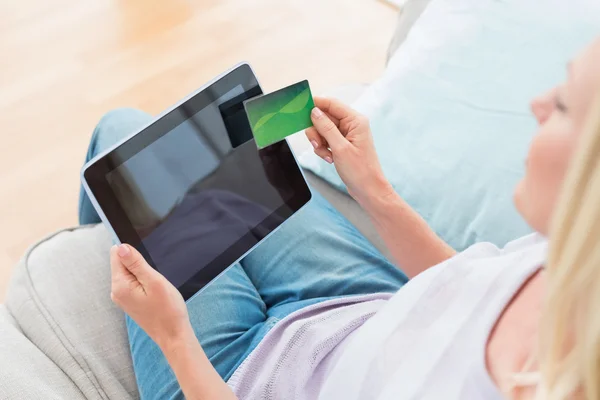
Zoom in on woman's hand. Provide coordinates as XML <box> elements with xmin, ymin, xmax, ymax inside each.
<box><xmin>110</xmin><ymin>244</ymin><xmax>193</xmax><ymax>350</ymax></box>
<box><xmin>111</xmin><ymin>245</ymin><xmax>237</xmax><ymax>399</ymax></box>
<box><xmin>305</xmin><ymin>97</ymin><xmax>393</xmax><ymax>204</ymax></box>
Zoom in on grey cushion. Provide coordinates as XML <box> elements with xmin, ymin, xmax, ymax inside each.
<box><xmin>0</xmin><ymin>305</ymin><xmax>85</xmax><ymax>399</ymax></box>
<box><xmin>0</xmin><ymin>304</ymin><xmax>16</xmax><ymax>327</ymax></box>
<box><xmin>5</xmin><ymin>225</ymin><xmax>138</xmax><ymax>400</ymax></box>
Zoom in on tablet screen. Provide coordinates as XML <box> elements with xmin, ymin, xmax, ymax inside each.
<box><xmin>84</xmin><ymin>65</ymin><xmax>311</xmax><ymax>299</ymax></box>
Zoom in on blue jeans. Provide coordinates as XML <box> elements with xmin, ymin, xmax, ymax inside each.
<box><xmin>79</xmin><ymin>109</ymin><xmax>408</xmax><ymax>400</ymax></box>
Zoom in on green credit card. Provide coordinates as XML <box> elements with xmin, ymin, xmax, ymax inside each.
<box><xmin>244</xmin><ymin>80</ymin><xmax>315</xmax><ymax>148</ymax></box>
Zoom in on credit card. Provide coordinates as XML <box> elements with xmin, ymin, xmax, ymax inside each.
<box><xmin>244</xmin><ymin>80</ymin><xmax>315</xmax><ymax>148</ymax></box>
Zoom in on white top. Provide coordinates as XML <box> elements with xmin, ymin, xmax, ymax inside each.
<box><xmin>228</xmin><ymin>234</ymin><xmax>548</xmax><ymax>399</ymax></box>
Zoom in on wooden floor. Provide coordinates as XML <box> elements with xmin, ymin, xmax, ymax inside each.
<box><xmin>0</xmin><ymin>0</ymin><xmax>396</xmax><ymax>300</ymax></box>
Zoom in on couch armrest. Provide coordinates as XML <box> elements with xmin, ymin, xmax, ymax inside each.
<box><xmin>387</xmin><ymin>0</ymin><xmax>433</xmax><ymax>62</ymax></box>
<box><xmin>0</xmin><ymin>305</ymin><xmax>86</xmax><ymax>399</ymax></box>
<box><xmin>5</xmin><ymin>225</ymin><xmax>138</xmax><ymax>400</ymax></box>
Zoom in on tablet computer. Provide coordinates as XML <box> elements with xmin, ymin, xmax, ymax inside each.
<box><xmin>82</xmin><ymin>63</ymin><xmax>312</xmax><ymax>301</ymax></box>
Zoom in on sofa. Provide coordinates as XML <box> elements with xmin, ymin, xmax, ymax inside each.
<box><xmin>0</xmin><ymin>1</ymin><xmax>432</xmax><ymax>398</ymax></box>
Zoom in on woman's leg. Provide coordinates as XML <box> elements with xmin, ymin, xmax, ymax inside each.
<box><xmin>79</xmin><ymin>108</ymin><xmax>153</xmax><ymax>225</ymax></box>
<box><xmin>79</xmin><ymin>110</ymin><xmax>271</xmax><ymax>399</ymax></box>
<box><xmin>128</xmin><ymin>264</ymin><xmax>271</xmax><ymax>399</ymax></box>
<box><xmin>241</xmin><ymin>190</ymin><xmax>409</xmax><ymax>318</ymax></box>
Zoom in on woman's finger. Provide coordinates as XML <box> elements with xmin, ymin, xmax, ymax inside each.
<box><xmin>306</xmin><ymin>127</ymin><xmax>333</xmax><ymax>164</ymax></box>
<box><xmin>110</xmin><ymin>245</ymin><xmax>135</xmax><ymax>283</ymax></box>
<box><xmin>116</xmin><ymin>244</ymin><xmax>158</xmax><ymax>285</ymax></box>
<box><xmin>305</xmin><ymin>127</ymin><xmax>329</xmax><ymax>149</ymax></box>
<box><xmin>310</xmin><ymin>107</ymin><xmax>347</xmax><ymax>151</ymax></box>
<box><xmin>315</xmin><ymin>147</ymin><xmax>333</xmax><ymax>164</ymax></box>
<box><xmin>322</xmin><ymin>110</ymin><xmax>340</xmax><ymax>127</ymax></box>
<box><xmin>305</xmin><ymin>127</ymin><xmax>333</xmax><ymax>163</ymax></box>
<box><xmin>109</xmin><ymin>245</ymin><xmax>139</xmax><ymax>302</ymax></box>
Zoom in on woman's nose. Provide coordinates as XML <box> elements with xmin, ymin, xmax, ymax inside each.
<box><xmin>531</xmin><ymin>99</ymin><xmax>549</xmax><ymax>124</ymax></box>
<box><xmin>530</xmin><ymin>88</ymin><xmax>556</xmax><ymax>125</ymax></box>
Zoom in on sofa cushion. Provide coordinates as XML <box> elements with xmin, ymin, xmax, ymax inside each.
<box><xmin>0</xmin><ymin>305</ymin><xmax>85</xmax><ymax>399</ymax></box>
<box><xmin>5</xmin><ymin>225</ymin><xmax>137</xmax><ymax>400</ymax></box>
<box><xmin>300</xmin><ymin>0</ymin><xmax>600</xmax><ymax>252</ymax></box>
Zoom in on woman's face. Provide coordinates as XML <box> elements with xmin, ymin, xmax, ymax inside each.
<box><xmin>514</xmin><ymin>39</ymin><xmax>600</xmax><ymax>235</ymax></box>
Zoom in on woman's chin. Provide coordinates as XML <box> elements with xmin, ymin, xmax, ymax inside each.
<box><xmin>513</xmin><ymin>179</ymin><xmax>546</xmax><ymax>234</ymax></box>
<box><xmin>513</xmin><ymin>180</ymin><xmax>525</xmax><ymax>216</ymax></box>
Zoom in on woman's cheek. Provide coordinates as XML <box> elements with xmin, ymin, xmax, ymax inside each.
<box><xmin>513</xmin><ymin>129</ymin><xmax>551</xmax><ymax>231</ymax></box>
<box><xmin>519</xmin><ymin>124</ymin><xmax>576</xmax><ymax>233</ymax></box>
<box><xmin>513</xmin><ymin>178</ymin><xmax>526</xmax><ymax>217</ymax></box>
<box><xmin>513</xmin><ymin>165</ymin><xmax>543</xmax><ymax>233</ymax></box>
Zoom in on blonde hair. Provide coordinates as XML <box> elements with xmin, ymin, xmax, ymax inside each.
<box><xmin>537</xmin><ymin>93</ymin><xmax>600</xmax><ymax>399</ymax></box>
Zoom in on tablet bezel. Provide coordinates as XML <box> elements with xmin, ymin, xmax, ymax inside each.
<box><xmin>81</xmin><ymin>63</ymin><xmax>312</xmax><ymax>301</ymax></box>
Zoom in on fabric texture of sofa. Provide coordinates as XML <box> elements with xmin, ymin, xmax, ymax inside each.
<box><xmin>0</xmin><ymin>2</ymin><xmax>430</xmax><ymax>399</ymax></box>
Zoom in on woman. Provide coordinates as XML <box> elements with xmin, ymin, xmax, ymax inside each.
<box><xmin>79</xmin><ymin>38</ymin><xmax>600</xmax><ymax>399</ymax></box>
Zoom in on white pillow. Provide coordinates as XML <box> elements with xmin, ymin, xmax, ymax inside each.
<box><xmin>300</xmin><ymin>0</ymin><xmax>600</xmax><ymax>250</ymax></box>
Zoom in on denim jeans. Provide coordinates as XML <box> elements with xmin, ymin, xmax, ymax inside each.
<box><xmin>79</xmin><ymin>108</ymin><xmax>408</xmax><ymax>400</ymax></box>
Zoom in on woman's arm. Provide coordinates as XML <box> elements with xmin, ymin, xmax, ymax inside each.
<box><xmin>356</xmin><ymin>180</ymin><xmax>456</xmax><ymax>278</ymax></box>
<box><xmin>160</xmin><ymin>335</ymin><xmax>236</xmax><ymax>400</ymax></box>
<box><xmin>306</xmin><ymin>97</ymin><xmax>456</xmax><ymax>277</ymax></box>
<box><xmin>109</xmin><ymin>245</ymin><xmax>236</xmax><ymax>399</ymax></box>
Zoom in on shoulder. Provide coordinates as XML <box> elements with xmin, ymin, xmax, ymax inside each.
<box><xmin>458</xmin><ymin>233</ymin><xmax>547</xmax><ymax>260</ymax></box>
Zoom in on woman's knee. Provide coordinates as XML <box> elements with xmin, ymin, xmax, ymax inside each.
<box><xmin>89</xmin><ymin>108</ymin><xmax>152</xmax><ymax>156</ymax></box>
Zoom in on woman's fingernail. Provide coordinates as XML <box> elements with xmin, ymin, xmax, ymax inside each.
<box><xmin>312</xmin><ymin>107</ymin><xmax>323</xmax><ymax>118</ymax></box>
<box><xmin>324</xmin><ymin>156</ymin><xmax>333</xmax><ymax>164</ymax></box>
<box><xmin>310</xmin><ymin>140</ymin><xmax>319</xmax><ymax>149</ymax></box>
<box><xmin>118</xmin><ymin>244</ymin><xmax>130</xmax><ymax>258</ymax></box>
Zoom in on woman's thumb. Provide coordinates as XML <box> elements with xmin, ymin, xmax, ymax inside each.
<box><xmin>116</xmin><ymin>244</ymin><xmax>155</xmax><ymax>282</ymax></box>
<box><xmin>311</xmin><ymin>107</ymin><xmax>346</xmax><ymax>150</ymax></box>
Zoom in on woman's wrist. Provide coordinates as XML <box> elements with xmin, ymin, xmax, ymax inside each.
<box><xmin>157</xmin><ymin>326</ymin><xmax>197</xmax><ymax>356</ymax></box>
<box><xmin>352</xmin><ymin>174</ymin><xmax>397</xmax><ymax>211</ymax></box>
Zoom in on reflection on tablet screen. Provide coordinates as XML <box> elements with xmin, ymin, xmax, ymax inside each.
<box><xmin>106</xmin><ymin>86</ymin><xmax>290</xmax><ymax>288</ymax></box>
